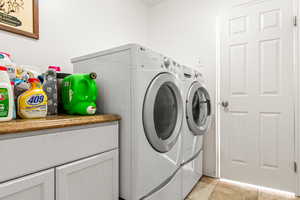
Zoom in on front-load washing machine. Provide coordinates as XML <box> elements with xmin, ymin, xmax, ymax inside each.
<box><xmin>72</xmin><ymin>44</ymin><xmax>183</xmax><ymax>200</ymax></box>
<box><xmin>181</xmin><ymin>66</ymin><xmax>212</xmax><ymax>199</ymax></box>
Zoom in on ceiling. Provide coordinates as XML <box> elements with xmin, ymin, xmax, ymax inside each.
<box><xmin>141</xmin><ymin>0</ymin><xmax>166</xmax><ymax>6</ymax></box>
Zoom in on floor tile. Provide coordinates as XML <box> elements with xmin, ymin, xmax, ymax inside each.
<box><xmin>209</xmin><ymin>181</ymin><xmax>258</xmax><ymax>200</ymax></box>
<box><xmin>258</xmin><ymin>190</ymin><xmax>299</xmax><ymax>200</ymax></box>
<box><xmin>187</xmin><ymin>177</ymin><xmax>300</xmax><ymax>200</ymax></box>
<box><xmin>186</xmin><ymin>177</ymin><xmax>219</xmax><ymax>200</ymax></box>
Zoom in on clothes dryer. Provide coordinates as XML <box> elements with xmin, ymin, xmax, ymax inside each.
<box><xmin>181</xmin><ymin>66</ymin><xmax>212</xmax><ymax>199</ymax></box>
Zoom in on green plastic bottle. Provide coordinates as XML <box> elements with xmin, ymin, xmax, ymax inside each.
<box><xmin>61</xmin><ymin>73</ymin><xmax>98</xmax><ymax>115</ymax></box>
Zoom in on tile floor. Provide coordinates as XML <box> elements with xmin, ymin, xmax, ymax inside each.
<box><xmin>186</xmin><ymin>176</ymin><xmax>300</xmax><ymax>200</ymax></box>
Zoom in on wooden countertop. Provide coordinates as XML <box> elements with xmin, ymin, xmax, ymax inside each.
<box><xmin>0</xmin><ymin>114</ymin><xmax>121</xmax><ymax>135</ymax></box>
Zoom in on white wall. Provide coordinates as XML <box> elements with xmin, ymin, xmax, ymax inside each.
<box><xmin>0</xmin><ymin>0</ymin><xmax>149</xmax><ymax>73</ymax></box>
<box><xmin>0</xmin><ymin>0</ymin><xmax>237</xmax><ymax>177</ymax></box>
<box><xmin>147</xmin><ymin>0</ymin><xmax>283</xmax><ymax>178</ymax></box>
<box><xmin>148</xmin><ymin>0</ymin><xmax>222</xmax><ymax>177</ymax></box>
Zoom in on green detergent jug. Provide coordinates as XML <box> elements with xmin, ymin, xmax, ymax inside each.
<box><xmin>62</xmin><ymin>73</ymin><xmax>98</xmax><ymax>115</ymax></box>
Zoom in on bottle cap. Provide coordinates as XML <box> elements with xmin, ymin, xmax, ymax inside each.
<box><xmin>28</xmin><ymin>78</ymin><xmax>40</xmax><ymax>83</ymax></box>
<box><xmin>0</xmin><ymin>52</ymin><xmax>11</xmax><ymax>58</ymax></box>
<box><xmin>90</xmin><ymin>72</ymin><xmax>97</xmax><ymax>79</ymax></box>
<box><xmin>48</xmin><ymin>66</ymin><xmax>61</xmax><ymax>71</ymax></box>
<box><xmin>0</xmin><ymin>66</ymin><xmax>7</xmax><ymax>71</ymax></box>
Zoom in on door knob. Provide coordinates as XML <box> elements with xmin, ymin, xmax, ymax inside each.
<box><xmin>221</xmin><ymin>101</ymin><xmax>229</xmax><ymax>108</ymax></box>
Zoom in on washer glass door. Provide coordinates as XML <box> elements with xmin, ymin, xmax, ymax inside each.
<box><xmin>143</xmin><ymin>73</ymin><xmax>183</xmax><ymax>153</ymax></box>
<box><xmin>186</xmin><ymin>82</ymin><xmax>211</xmax><ymax>136</ymax></box>
<box><xmin>154</xmin><ymin>84</ymin><xmax>178</xmax><ymax>140</ymax></box>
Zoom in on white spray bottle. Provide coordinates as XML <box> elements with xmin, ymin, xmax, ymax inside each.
<box><xmin>0</xmin><ymin>66</ymin><xmax>14</xmax><ymax>121</ymax></box>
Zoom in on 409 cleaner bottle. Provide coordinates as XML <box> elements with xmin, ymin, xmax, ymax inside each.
<box><xmin>18</xmin><ymin>78</ymin><xmax>48</xmax><ymax>119</ymax></box>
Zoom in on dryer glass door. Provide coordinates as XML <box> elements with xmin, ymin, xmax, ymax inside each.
<box><xmin>143</xmin><ymin>73</ymin><xmax>183</xmax><ymax>153</ymax></box>
<box><xmin>186</xmin><ymin>82</ymin><xmax>211</xmax><ymax>136</ymax></box>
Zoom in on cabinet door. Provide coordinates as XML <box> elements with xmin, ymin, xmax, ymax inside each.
<box><xmin>0</xmin><ymin>169</ymin><xmax>54</xmax><ymax>200</ymax></box>
<box><xmin>56</xmin><ymin>150</ymin><xmax>119</xmax><ymax>200</ymax></box>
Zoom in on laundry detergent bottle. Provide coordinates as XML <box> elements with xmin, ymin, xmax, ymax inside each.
<box><xmin>62</xmin><ymin>73</ymin><xmax>98</xmax><ymax>115</ymax></box>
<box><xmin>18</xmin><ymin>78</ymin><xmax>48</xmax><ymax>119</ymax></box>
<box><xmin>0</xmin><ymin>66</ymin><xmax>13</xmax><ymax>121</ymax></box>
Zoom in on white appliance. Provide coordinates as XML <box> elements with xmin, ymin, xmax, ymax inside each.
<box><xmin>72</xmin><ymin>44</ymin><xmax>183</xmax><ymax>200</ymax></box>
<box><xmin>181</xmin><ymin>66</ymin><xmax>212</xmax><ymax>198</ymax></box>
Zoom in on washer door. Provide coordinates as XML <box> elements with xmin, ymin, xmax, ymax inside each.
<box><xmin>186</xmin><ymin>82</ymin><xmax>211</xmax><ymax>136</ymax></box>
<box><xmin>143</xmin><ymin>73</ymin><xmax>183</xmax><ymax>153</ymax></box>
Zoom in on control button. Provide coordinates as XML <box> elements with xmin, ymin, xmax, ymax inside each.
<box><xmin>164</xmin><ymin>58</ymin><xmax>171</xmax><ymax>68</ymax></box>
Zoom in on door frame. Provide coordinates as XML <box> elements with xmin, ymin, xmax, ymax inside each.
<box><xmin>296</xmin><ymin>0</ymin><xmax>300</xmax><ymax>196</ymax></box>
<box><xmin>216</xmin><ymin>0</ymin><xmax>300</xmax><ymax>195</ymax></box>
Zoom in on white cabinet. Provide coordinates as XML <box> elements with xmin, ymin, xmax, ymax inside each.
<box><xmin>0</xmin><ymin>123</ymin><xmax>118</xmax><ymax>183</ymax></box>
<box><xmin>0</xmin><ymin>169</ymin><xmax>54</xmax><ymax>200</ymax></box>
<box><xmin>56</xmin><ymin>150</ymin><xmax>119</xmax><ymax>200</ymax></box>
<box><xmin>0</xmin><ymin>122</ymin><xmax>119</xmax><ymax>200</ymax></box>
<box><xmin>0</xmin><ymin>150</ymin><xmax>118</xmax><ymax>200</ymax></box>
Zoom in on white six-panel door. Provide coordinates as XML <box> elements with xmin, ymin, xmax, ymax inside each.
<box><xmin>220</xmin><ymin>0</ymin><xmax>296</xmax><ymax>192</ymax></box>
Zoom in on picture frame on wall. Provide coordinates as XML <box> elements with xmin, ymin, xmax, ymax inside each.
<box><xmin>0</xmin><ymin>0</ymin><xmax>39</xmax><ymax>39</ymax></box>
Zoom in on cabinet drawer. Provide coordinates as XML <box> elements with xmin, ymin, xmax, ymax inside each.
<box><xmin>56</xmin><ymin>150</ymin><xmax>119</xmax><ymax>200</ymax></box>
<box><xmin>0</xmin><ymin>123</ymin><xmax>118</xmax><ymax>182</ymax></box>
<box><xmin>0</xmin><ymin>169</ymin><xmax>54</xmax><ymax>200</ymax></box>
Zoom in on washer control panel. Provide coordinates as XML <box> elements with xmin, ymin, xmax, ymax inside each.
<box><xmin>162</xmin><ymin>57</ymin><xmax>182</xmax><ymax>75</ymax></box>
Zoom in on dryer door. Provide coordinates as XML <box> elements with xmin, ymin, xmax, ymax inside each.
<box><xmin>143</xmin><ymin>73</ymin><xmax>183</xmax><ymax>153</ymax></box>
<box><xmin>186</xmin><ymin>82</ymin><xmax>211</xmax><ymax>136</ymax></box>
